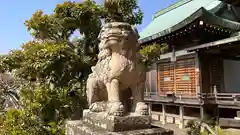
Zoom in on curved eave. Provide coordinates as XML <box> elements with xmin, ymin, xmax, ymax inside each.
<box><xmin>139</xmin><ymin>8</ymin><xmax>240</xmax><ymax>44</ymax></box>
<box><xmin>200</xmin><ymin>8</ymin><xmax>240</xmax><ymax>30</ymax></box>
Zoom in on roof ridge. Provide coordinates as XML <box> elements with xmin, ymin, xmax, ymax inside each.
<box><xmin>153</xmin><ymin>0</ymin><xmax>193</xmax><ymax>20</ymax></box>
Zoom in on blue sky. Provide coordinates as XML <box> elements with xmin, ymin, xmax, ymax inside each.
<box><xmin>0</xmin><ymin>0</ymin><xmax>177</xmax><ymax>54</ymax></box>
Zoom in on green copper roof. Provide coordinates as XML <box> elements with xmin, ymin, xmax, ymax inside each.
<box><xmin>139</xmin><ymin>0</ymin><xmax>226</xmax><ymax>43</ymax></box>
<box><xmin>153</xmin><ymin>0</ymin><xmax>193</xmax><ymax>19</ymax></box>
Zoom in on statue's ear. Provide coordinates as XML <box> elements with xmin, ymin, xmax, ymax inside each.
<box><xmin>98</xmin><ymin>31</ymin><xmax>102</xmax><ymax>40</ymax></box>
<box><xmin>98</xmin><ymin>27</ymin><xmax>105</xmax><ymax>40</ymax></box>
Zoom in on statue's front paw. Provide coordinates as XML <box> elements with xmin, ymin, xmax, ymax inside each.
<box><xmin>135</xmin><ymin>102</ymin><xmax>149</xmax><ymax>116</ymax></box>
<box><xmin>89</xmin><ymin>102</ymin><xmax>106</xmax><ymax>112</ymax></box>
<box><xmin>107</xmin><ymin>102</ymin><xmax>124</xmax><ymax>116</ymax></box>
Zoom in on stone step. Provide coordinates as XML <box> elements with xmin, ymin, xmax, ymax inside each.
<box><xmin>66</xmin><ymin>120</ymin><xmax>174</xmax><ymax>135</ymax></box>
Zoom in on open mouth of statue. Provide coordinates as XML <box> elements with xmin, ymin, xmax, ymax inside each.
<box><xmin>106</xmin><ymin>35</ymin><xmax>121</xmax><ymax>42</ymax></box>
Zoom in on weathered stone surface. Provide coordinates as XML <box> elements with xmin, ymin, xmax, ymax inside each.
<box><xmin>68</xmin><ymin>20</ymin><xmax>173</xmax><ymax>135</ymax></box>
<box><xmin>86</xmin><ymin>22</ymin><xmax>148</xmax><ymax>116</ymax></box>
<box><xmin>83</xmin><ymin>109</ymin><xmax>151</xmax><ymax>132</ymax></box>
<box><xmin>66</xmin><ymin>120</ymin><xmax>174</xmax><ymax>135</ymax></box>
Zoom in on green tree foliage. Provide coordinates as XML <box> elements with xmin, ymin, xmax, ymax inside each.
<box><xmin>1</xmin><ymin>85</ymin><xmax>80</xmax><ymax>135</ymax></box>
<box><xmin>186</xmin><ymin>120</ymin><xmax>227</xmax><ymax>135</ymax></box>
<box><xmin>104</xmin><ymin>0</ymin><xmax>143</xmax><ymax>24</ymax></box>
<box><xmin>186</xmin><ymin>120</ymin><xmax>202</xmax><ymax>135</ymax></box>
<box><xmin>139</xmin><ymin>43</ymin><xmax>168</xmax><ymax>70</ymax></box>
<box><xmin>2</xmin><ymin>41</ymin><xmax>93</xmax><ymax>87</ymax></box>
<box><xmin>0</xmin><ymin>41</ymin><xmax>90</xmax><ymax>135</ymax></box>
<box><xmin>24</xmin><ymin>0</ymin><xmax>143</xmax><ymax>58</ymax></box>
<box><xmin>0</xmin><ymin>0</ymin><xmax>144</xmax><ymax>135</ymax></box>
<box><xmin>24</xmin><ymin>1</ymin><xmax>103</xmax><ymax>57</ymax></box>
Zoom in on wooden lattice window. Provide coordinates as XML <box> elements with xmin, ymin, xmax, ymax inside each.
<box><xmin>175</xmin><ymin>56</ymin><xmax>196</xmax><ymax>94</ymax></box>
<box><xmin>157</xmin><ymin>54</ymin><xmax>197</xmax><ymax>95</ymax></box>
<box><xmin>157</xmin><ymin>60</ymin><xmax>174</xmax><ymax>94</ymax></box>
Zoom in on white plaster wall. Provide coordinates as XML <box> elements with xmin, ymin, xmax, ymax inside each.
<box><xmin>223</xmin><ymin>60</ymin><xmax>240</xmax><ymax>93</ymax></box>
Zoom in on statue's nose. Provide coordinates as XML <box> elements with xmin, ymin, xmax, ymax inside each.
<box><xmin>107</xmin><ymin>28</ymin><xmax>122</xmax><ymax>35</ymax></box>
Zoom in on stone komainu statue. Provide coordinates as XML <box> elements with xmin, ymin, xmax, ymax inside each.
<box><xmin>86</xmin><ymin>22</ymin><xmax>148</xmax><ymax>116</ymax></box>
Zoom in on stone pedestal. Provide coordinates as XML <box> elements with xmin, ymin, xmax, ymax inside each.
<box><xmin>82</xmin><ymin>110</ymin><xmax>151</xmax><ymax>132</ymax></box>
<box><xmin>66</xmin><ymin>109</ymin><xmax>174</xmax><ymax>135</ymax></box>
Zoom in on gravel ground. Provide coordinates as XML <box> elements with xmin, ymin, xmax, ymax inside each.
<box><xmin>152</xmin><ymin>121</ymin><xmax>187</xmax><ymax>135</ymax></box>
<box><xmin>224</xmin><ymin>128</ymin><xmax>240</xmax><ymax>135</ymax></box>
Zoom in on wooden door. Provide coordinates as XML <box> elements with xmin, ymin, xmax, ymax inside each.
<box><xmin>209</xmin><ymin>57</ymin><xmax>224</xmax><ymax>93</ymax></box>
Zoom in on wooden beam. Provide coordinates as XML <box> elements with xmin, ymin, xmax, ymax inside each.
<box><xmin>210</xmin><ymin>54</ymin><xmax>240</xmax><ymax>61</ymax></box>
<box><xmin>187</xmin><ymin>36</ymin><xmax>240</xmax><ymax>52</ymax></box>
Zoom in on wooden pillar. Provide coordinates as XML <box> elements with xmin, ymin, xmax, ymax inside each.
<box><xmin>149</xmin><ymin>102</ymin><xmax>152</xmax><ymax>115</ymax></box>
<box><xmin>162</xmin><ymin>104</ymin><xmax>166</xmax><ymax>125</ymax></box>
<box><xmin>200</xmin><ymin>106</ymin><xmax>204</xmax><ymax>121</ymax></box>
<box><xmin>171</xmin><ymin>45</ymin><xmax>177</xmax><ymax>94</ymax></box>
<box><xmin>179</xmin><ymin>105</ymin><xmax>184</xmax><ymax>129</ymax></box>
<box><xmin>216</xmin><ymin>106</ymin><xmax>219</xmax><ymax>123</ymax></box>
<box><xmin>195</xmin><ymin>52</ymin><xmax>201</xmax><ymax>94</ymax></box>
<box><xmin>200</xmin><ymin>105</ymin><xmax>205</xmax><ymax>132</ymax></box>
<box><xmin>149</xmin><ymin>69</ymin><xmax>152</xmax><ymax>94</ymax></box>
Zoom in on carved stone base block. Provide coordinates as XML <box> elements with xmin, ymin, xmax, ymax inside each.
<box><xmin>82</xmin><ymin>109</ymin><xmax>151</xmax><ymax>132</ymax></box>
<box><xmin>66</xmin><ymin>109</ymin><xmax>174</xmax><ymax>135</ymax></box>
